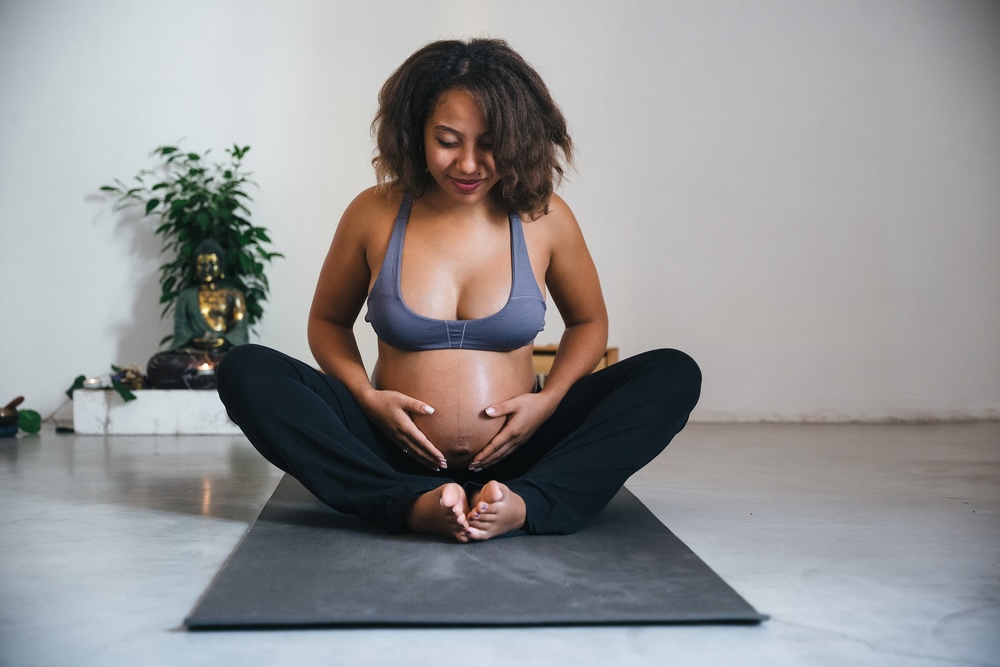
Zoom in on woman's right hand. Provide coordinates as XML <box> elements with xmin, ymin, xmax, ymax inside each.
<box><xmin>360</xmin><ymin>389</ymin><xmax>447</xmax><ymax>470</ymax></box>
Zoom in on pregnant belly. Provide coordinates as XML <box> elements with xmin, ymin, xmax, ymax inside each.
<box><xmin>372</xmin><ymin>346</ymin><xmax>536</xmax><ymax>468</ymax></box>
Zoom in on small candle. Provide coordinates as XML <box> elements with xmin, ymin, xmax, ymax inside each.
<box><xmin>196</xmin><ymin>363</ymin><xmax>215</xmax><ymax>376</ymax></box>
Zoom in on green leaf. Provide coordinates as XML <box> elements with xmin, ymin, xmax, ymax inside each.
<box><xmin>144</xmin><ymin>198</ymin><xmax>160</xmax><ymax>215</ymax></box>
<box><xmin>111</xmin><ymin>379</ymin><xmax>138</xmax><ymax>402</ymax></box>
<box><xmin>66</xmin><ymin>375</ymin><xmax>86</xmax><ymax>398</ymax></box>
<box><xmin>18</xmin><ymin>409</ymin><xmax>42</xmax><ymax>434</ymax></box>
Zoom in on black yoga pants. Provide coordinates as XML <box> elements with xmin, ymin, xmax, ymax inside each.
<box><xmin>217</xmin><ymin>344</ymin><xmax>701</xmax><ymax>534</ymax></box>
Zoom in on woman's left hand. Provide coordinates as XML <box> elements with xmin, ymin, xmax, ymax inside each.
<box><xmin>470</xmin><ymin>391</ymin><xmax>559</xmax><ymax>471</ymax></box>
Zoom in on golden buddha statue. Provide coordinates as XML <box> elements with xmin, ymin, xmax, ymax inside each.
<box><xmin>146</xmin><ymin>239</ymin><xmax>248</xmax><ymax>389</ymax></box>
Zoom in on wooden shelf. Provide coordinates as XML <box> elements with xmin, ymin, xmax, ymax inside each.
<box><xmin>532</xmin><ymin>345</ymin><xmax>619</xmax><ymax>377</ymax></box>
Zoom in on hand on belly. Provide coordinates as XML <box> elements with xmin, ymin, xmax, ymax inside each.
<box><xmin>372</xmin><ymin>346</ymin><xmax>536</xmax><ymax>469</ymax></box>
<box><xmin>411</xmin><ymin>409</ymin><xmax>504</xmax><ymax>468</ymax></box>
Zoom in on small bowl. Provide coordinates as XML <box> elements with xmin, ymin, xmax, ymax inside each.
<box><xmin>0</xmin><ymin>407</ymin><xmax>18</xmax><ymax>427</ymax></box>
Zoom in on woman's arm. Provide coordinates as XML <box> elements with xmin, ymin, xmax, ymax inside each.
<box><xmin>308</xmin><ymin>189</ymin><xmax>447</xmax><ymax>469</ymax></box>
<box><xmin>472</xmin><ymin>194</ymin><xmax>608</xmax><ymax>470</ymax></box>
<box><xmin>308</xmin><ymin>191</ymin><xmax>379</xmax><ymax>392</ymax></box>
<box><xmin>535</xmin><ymin>194</ymin><xmax>609</xmax><ymax>401</ymax></box>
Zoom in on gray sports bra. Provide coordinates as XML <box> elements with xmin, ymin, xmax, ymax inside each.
<box><xmin>365</xmin><ymin>195</ymin><xmax>546</xmax><ymax>351</ymax></box>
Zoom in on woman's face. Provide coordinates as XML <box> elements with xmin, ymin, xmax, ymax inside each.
<box><xmin>423</xmin><ymin>88</ymin><xmax>499</xmax><ymax>206</ymax></box>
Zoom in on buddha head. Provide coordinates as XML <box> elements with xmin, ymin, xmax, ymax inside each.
<box><xmin>194</xmin><ymin>238</ymin><xmax>226</xmax><ymax>285</ymax></box>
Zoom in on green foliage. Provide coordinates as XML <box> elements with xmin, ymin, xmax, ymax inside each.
<box><xmin>65</xmin><ymin>367</ymin><xmax>138</xmax><ymax>402</ymax></box>
<box><xmin>17</xmin><ymin>410</ymin><xmax>41</xmax><ymax>434</ymax></box>
<box><xmin>109</xmin><ymin>364</ymin><xmax>140</xmax><ymax>401</ymax></box>
<box><xmin>101</xmin><ymin>144</ymin><xmax>283</xmax><ymax>339</ymax></box>
<box><xmin>109</xmin><ymin>380</ymin><xmax>137</xmax><ymax>402</ymax></box>
<box><xmin>66</xmin><ymin>375</ymin><xmax>86</xmax><ymax>398</ymax></box>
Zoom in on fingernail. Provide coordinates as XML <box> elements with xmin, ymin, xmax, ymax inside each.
<box><xmin>423</xmin><ymin>405</ymin><xmax>435</xmax><ymax>414</ymax></box>
<box><xmin>439</xmin><ymin>461</ymin><xmax>448</xmax><ymax>469</ymax></box>
<box><xmin>485</xmin><ymin>407</ymin><xmax>496</xmax><ymax>416</ymax></box>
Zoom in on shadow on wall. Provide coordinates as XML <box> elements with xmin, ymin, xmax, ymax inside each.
<box><xmin>105</xmin><ymin>197</ymin><xmax>171</xmax><ymax>374</ymax></box>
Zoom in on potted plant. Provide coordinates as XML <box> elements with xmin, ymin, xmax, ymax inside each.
<box><xmin>101</xmin><ymin>144</ymin><xmax>282</xmax><ymax>344</ymax></box>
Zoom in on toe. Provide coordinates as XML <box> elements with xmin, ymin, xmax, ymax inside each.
<box><xmin>479</xmin><ymin>481</ymin><xmax>505</xmax><ymax>505</ymax></box>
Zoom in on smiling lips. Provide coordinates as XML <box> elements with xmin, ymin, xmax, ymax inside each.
<box><xmin>451</xmin><ymin>178</ymin><xmax>483</xmax><ymax>193</ymax></box>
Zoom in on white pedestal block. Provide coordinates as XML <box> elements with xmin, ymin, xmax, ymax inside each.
<box><xmin>72</xmin><ymin>389</ymin><xmax>242</xmax><ymax>435</ymax></box>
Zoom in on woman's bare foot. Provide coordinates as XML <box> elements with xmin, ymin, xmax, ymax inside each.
<box><xmin>406</xmin><ymin>483</ymin><xmax>472</xmax><ymax>542</ymax></box>
<box><xmin>465</xmin><ymin>481</ymin><xmax>526</xmax><ymax>541</ymax></box>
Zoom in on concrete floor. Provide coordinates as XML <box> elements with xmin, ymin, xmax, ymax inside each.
<box><xmin>1</xmin><ymin>422</ymin><xmax>998</xmax><ymax>667</ymax></box>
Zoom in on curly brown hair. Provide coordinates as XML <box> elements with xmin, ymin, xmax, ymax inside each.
<box><xmin>372</xmin><ymin>38</ymin><xmax>573</xmax><ymax>219</ymax></box>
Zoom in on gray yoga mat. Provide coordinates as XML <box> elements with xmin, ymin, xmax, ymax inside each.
<box><xmin>186</xmin><ymin>475</ymin><xmax>767</xmax><ymax>628</ymax></box>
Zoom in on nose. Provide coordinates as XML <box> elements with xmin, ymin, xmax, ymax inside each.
<box><xmin>456</xmin><ymin>145</ymin><xmax>479</xmax><ymax>175</ymax></box>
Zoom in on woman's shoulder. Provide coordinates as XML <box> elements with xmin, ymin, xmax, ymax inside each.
<box><xmin>344</xmin><ymin>185</ymin><xmax>405</xmax><ymax>220</ymax></box>
<box><xmin>520</xmin><ymin>192</ymin><xmax>573</xmax><ymax>221</ymax></box>
<box><xmin>520</xmin><ymin>192</ymin><xmax>592</xmax><ymax>264</ymax></box>
<box><xmin>335</xmin><ymin>185</ymin><xmax>405</xmax><ymax>241</ymax></box>
<box><xmin>521</xmin><ymin>193</ymin><xmax>581</xmax><ymax>236</ymax></box>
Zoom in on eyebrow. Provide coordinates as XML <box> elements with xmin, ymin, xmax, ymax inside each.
<box><xmin>433</xmin><ymin>125</ymin><xmax>492</xmax><ymax>138</ymax></box>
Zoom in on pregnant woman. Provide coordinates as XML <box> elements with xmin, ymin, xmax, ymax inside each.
<box><xmin>217</xmin><ymin>38</ymin><xmax>701</xmax><ymax>542</ymax></box>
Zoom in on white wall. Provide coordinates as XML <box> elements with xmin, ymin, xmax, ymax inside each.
<box><xmin>1</xmin><ymin>0</ymin><xmax>998</xmax><ymax>422</ymax></box>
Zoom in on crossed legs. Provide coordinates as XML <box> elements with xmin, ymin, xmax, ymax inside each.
<box><xmin>218</xmin><ymin>345</ymin><xmax>700</xmax><ymax>541</ymax></box>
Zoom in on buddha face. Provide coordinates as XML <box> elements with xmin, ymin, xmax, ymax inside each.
<box><xmin>196</xmin><ymin>253</ymin><xmax>222</xmax><ymax>284</ymax></box>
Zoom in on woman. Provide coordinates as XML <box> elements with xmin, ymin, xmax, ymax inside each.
<box><xmin>218</xmin><ymin>38</ymin><xmax>701</xmax><ymax>542</ymax></box>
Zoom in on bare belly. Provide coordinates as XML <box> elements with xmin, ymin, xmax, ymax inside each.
<box><xmin>371</xmin><ymin>345</ymin><xmax>536</xmax><ymax>468</ymax></box>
